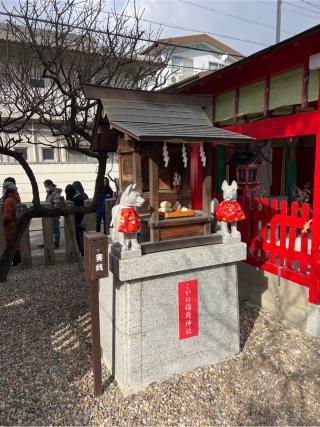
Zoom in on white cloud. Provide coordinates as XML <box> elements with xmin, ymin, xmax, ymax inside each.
<box><xmin>117</xmin><ymin>0</ymin><xmax>320</xmax><ymax>56</ymax></box>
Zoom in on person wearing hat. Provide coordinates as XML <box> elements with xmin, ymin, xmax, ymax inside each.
<box><xmin>0</xmin><ymin>177</ymin><xmax>17</xmax><ymax>209</ymax></box>
<box><xmin>2</xmin><ymin>180</ymin><xmax>21</xmax><ymax>265</ymax></box>
<box><xmin>44</xmin><ymin>179</ymin><xmax>62</xmax><ymax>248</ymax></box>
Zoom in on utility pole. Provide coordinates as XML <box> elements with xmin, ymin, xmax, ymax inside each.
<box><xmin>276</xmin><ymin>0</ymin><xmax>282</xmax><ymax>43</ymax></box>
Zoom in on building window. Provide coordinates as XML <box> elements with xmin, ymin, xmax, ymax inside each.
<box><xmin>67</xmin><ymin>149</ymin><xmax>97</xmax><ymax>164</ymax></box>
<box><xmin>42</xmin><ymin>147</ymin><xmax>55</xmax><ymax>161</ymax></box>
<box><xmin>68</xmin><ymin>150</ymin><xmax>86</xmax><ymax>163</ymax></box>
<box><xmin>14</xmin><ymin>147</ymin><xmax>28</xmax><ymax>160</ymax></box>
<box><xmin>172</xmin><ymin>56</ymin><xmax>194</xmax><ymax>79</ymax></box>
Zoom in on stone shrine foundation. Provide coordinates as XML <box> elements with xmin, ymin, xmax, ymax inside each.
<box><xmin>99</xmin><ymin>242</ymin><xmax>246</xmax><ymax>395</ymax></box>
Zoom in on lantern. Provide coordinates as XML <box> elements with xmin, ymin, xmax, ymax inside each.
<box><xmin>227</xmin><ymin>150</ymin><xmax>265</xmax><ymax>197</ymax></box>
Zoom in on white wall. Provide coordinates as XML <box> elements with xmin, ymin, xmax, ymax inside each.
<box><xmin>0</xmin><ymin>159</ymin><xmax>119</xmax><ymax>203</ymax></box>
<box><xmin>160</xmin><ymin>43</ymin><xmax>237</xmax><ymax>87</ymax></box>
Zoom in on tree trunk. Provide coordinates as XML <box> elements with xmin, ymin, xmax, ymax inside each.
<box><xmin>92</xmin><ymin>155</ymin><xmax>108</xmax><ymax>206</ymax></box>
<box><xmin>0</xmin><ymin>147</ymin><xmax>41</xmax><ymax>281</ymax></box>
<box><xmin>0</xmin><ymin>204</ymin><xmax>97</xmax><ymax>282</ymax></box>
<box><xmin>0</xmin><ymin>147</ymin><xmax>41</xmax><ymax>207</ymax></box>
<box><xmin>0</xmin><ymin>210</ymin><xmax>32</xmax><ymax>282</ymax></box>
<box><xmin>0</xmin><ymin>153</ymin><xmax>107</xmax><ymax>282</ymax></box>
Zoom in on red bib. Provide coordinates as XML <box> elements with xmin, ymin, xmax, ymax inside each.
<box><xmin>215</xmin><ymin>200</ymin><xmax>245</xmax><ymax>222</ymax></box>
<box><xmin>118</xmin><ymin>207</ymin><xmax>141</xmax><ymax>233</ymax></box>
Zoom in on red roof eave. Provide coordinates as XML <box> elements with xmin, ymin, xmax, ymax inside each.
<box><xmin>178</xmin><ymin>24</ymin><xmax>320</xmax><ymax>96</ymax></box>
<box><xmin>225</xmin><ymin>109</ymin><xmax>320</xmax><ymax>140</ymax></box>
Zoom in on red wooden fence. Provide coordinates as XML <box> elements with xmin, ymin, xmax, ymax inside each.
<box><xmin>239</xmin><ymin>197</ymin><xmax>312</xmax><ymax>287</ymax></box>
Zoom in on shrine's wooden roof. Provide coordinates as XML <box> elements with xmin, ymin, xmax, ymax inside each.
<box><xmin>83</xmin><ymin>85</ymin><xmax>254</xmax><ymax>143</ymax></box>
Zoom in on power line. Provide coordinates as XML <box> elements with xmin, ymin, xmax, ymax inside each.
<box><xmin>0</xmin><ymin>10</ymin><xmax>248</xmax><ymax>58</ymax></box>
<box><xmin>0</xmin><ymin>11</ymin><xmax>232</xmax><ymax>73</ymax></box>
<box><xmin>259</xmin><ymin>1</ymin><xmax>276</xmax><ymax>7</ymax></box>
<box><xmin>299</xmin><ymin>0</ymin><xmax>320</xmax><ymax>11</ymax></box>
<box><xmin>260</xmin><ymin>0</ymin><xmax>320</xmax><ymax>19</ymax></box>
<box><xmin>283</xmin><ymin>0</ymin><xmax>320</xmax><ymax>14</ymax></box>
<box><xmin>284</xmin><ymin>3</ymin><xmax>320</xmax><ymax>18</ymax></box>
<box><xmin>1</xmin><ymin>2</ymin><xmax>269</xmax><ymax>48</ymax></box>
<box><xmin>106</xmin><ymin>10</ymin><xmax>268</xmax><ymax>47</ymax></box>
<box><xmin>168</xmin><ymin>64</ymin><xmax>215</xmax><ymax>72</ymax></box>
<box><xmin>2</xmin><ymin>0</ymin><xmax>270</xmax><ymax>48</ymax></box>
<box><xmin>0</xmin><ymin>8</ymin><xmax>234</xmax><ymax>73</ymax></box>
<box><xmin>178</xmin><ymin>0</ymin><xmax>294</xmax><ymax>35</ymax></box>
<box><xmin>38</xmin><ymin>0</ymin><xmax>270</xmax><ymax>47</ymax></box>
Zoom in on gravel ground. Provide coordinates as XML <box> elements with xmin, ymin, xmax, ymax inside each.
<box><xmin>0</xmin><ymin>264</ymin><xmax>320</xmax><ymax>426</ymax></box>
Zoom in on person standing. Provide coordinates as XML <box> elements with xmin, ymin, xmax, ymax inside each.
<box><xmin>72</xmin><ymin>181</ymin><xmax>89</xmax><ymax>200</ymax></box>
<box><xmin>2</xmin><ymin>181</ymin><xmax>21</xmax><ymax>265</ymax></box>
<box><xmin>65</xmin><ymin>184</ymin><xmax>85</xmax><ymax>256</ymax></box>
<box><xmin>96</xmin><ymin>177</ymin><xmax>113</xmax><ymax>234</ymax></box>
<box><xmin>0</xmin><ymin>177</ymin><xmax>17</xmax><ymax>209</ymax></box>
<box><xmin>44</xmin><ymin>179</ymin><xmax>62</xmax><ymax>249</ymax></box>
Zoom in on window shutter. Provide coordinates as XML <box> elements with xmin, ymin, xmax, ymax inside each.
<box><xmin>269</xmin><ymin>68</ymin><xmax>304</xmax><ymax>110</ymax></box>
<box><xmin>308</xmin><ymin>70</ymin><xmax>319</xmax><ymax>102</ymax></box>
<box><xmin>215</xmin><ymin>91</ymin><xmax>235</xmax><ymax>122</ymax></box>
<box><xmin>238</xmin><ymin>80</ymin><xmax>264</xmax><ymax>117</ymax></box>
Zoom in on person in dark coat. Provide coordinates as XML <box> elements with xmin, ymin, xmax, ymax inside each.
<box><xmin>72</xmin><ymin>181</ymin><xmax>89</xmax><ymax>200</ymax></box>
<box><xmin>65</xmin><ymin>184</ymin><xmax>85</xmax><ymax>256</ymax></box>
<box><xmin>44</xmin><ymin>179</ymin><xmax>62</xmax><ymax>248</ymax></box>
<box><xmin>96</xmin><ymin>177</ymin><xmax>113</xmax><ymax>234</ymax></box>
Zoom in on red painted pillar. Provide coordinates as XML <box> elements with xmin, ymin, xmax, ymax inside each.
<box><xmin>309</xmin><ymin>132</ymin><xmax>320</xmax><ymax>304</ymax></box>
<box><xmin>190</xmin><ymin>143</ymin><xmax>203</xmax><ymax>210</ymax></box>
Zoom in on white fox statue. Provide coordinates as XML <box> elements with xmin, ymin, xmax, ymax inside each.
<box><xmin>111</xmin><ymin>184</ymin><xmax>145</xmax><ymax>252</ymax></box>
<box><xmin>212</xmin><ymin>180</ymin><xmax>245</xmax><ymax>238</ymax></box>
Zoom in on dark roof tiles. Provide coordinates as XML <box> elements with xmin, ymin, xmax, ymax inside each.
<box><xmin>101</xmin><ymin>98</ymin><xmax>253</xmax><ymax>143</ymax></box>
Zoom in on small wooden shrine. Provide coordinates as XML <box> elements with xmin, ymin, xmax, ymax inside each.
<box><xmin>83</xmin><ymin>85</ymin><xmax>253</xmax><ymax>253</ymax></box>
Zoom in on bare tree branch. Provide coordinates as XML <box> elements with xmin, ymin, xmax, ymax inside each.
<box><xmin>0</xmin><ymin>0</ymin><xmax>174</xmax><ymax>280</ymax></box>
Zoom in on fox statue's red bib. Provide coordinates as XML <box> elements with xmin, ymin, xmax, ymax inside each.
<box><xmin>111</xmin><ymin>184</ymin><xmax>145</xmax><ymax>253</ymax></box>
<box><xmin>215</xmin><ymin>200</ymin><xmax>245</xmax><ymax>223</ymax></box>
<box><xmin>213</xmin><ymin>180</ymin><xmax>245</xmax><ymax>239</ymax></box>
<box><xmin>118</xmin><ymin>207</ymin><xmax>141</xmax><ymax>233</ymax></box>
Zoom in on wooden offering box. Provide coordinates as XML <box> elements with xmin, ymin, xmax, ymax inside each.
<box><xmin>159</xmin><ymin>209</ymin><xmax>194</xmax><ymax>219</ymax></box>
<box><xmin>116</xmin><ymin>137</ymin><xmax>220</xmax><ymax>252</ymax></box>
<box><xmin>83</xmin><ymin>85</ymin><xmax>253</xmax><ymax>253</ymax></box>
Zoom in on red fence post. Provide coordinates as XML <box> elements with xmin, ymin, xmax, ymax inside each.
<box><xmin>309</xmin><ymin>133</ymin><xmax>320</xmax><ymax>304</ymax></box>
<box><xmin>269</xmin><ymin>198</ymin><xmax>278</xmax><ymax>264</ymax></box>
<box><xmin>244</xmin><ymin>196</ymin><xmax>311</xmax><ymax>288</ymax></box>
<box><xmin>299</xmin><ymin>203</ymin><xmax>310</xmax><ymax>274</ymax></box>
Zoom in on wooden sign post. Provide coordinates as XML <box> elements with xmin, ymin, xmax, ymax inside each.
<box><xmin>84</xmin><ymin>231</ymin><xmax>108</xmax><ymax>396</ymax></box>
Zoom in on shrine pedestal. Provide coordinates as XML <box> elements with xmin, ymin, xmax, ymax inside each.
<box><xmin>99</xmin><ymin>241</ymin><xmax>246</xmax><ymax>395</ymax></box>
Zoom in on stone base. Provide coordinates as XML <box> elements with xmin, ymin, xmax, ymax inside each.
<box><xmin>99</xmin><ymin>242</ymin><xmax>246</xmax><ymax>395</ymax></box>
<box><xmin>110</xmin><ymin>243</ymin><xmax>142</xmax><ymax>259</ymax></box>
<box><xmin>238</xmin><ymin>262</ymin><xmax>320</xmax><ymax>336</ymax></box>
<box><xmin>221</xmin><ymin>234</ymin><xmax>241</xmax><ymax>244</ymax></box>
<box><xmin>306</xmin><ymin>303</ymin><xmax>320</xmax><ymax>336</ymax></box>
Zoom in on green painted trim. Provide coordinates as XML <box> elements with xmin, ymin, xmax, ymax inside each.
<box><xmin>215</xmin><ymin>146</ymin><xmax>227</xmax><ymax>194</ymax></box>
<box><xmin>285</xmin><ymin>144</ymin><xmax>297</xmax><ymax>203</ymax></box>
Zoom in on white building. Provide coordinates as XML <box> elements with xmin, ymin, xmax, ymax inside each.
<box><xmin>143</xmin><ymin>34</ymin><xmax>244</xmax><ymax>88</ymax></box>
<box><xmin>0</xmin><ymin>32</ymin><xmax>243</xmax><ymax>202</ymax></box>
<box><xmin>0</xmin><ymin>127</ymin><xmax>119</xmax><ymax>202</ymax></box>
